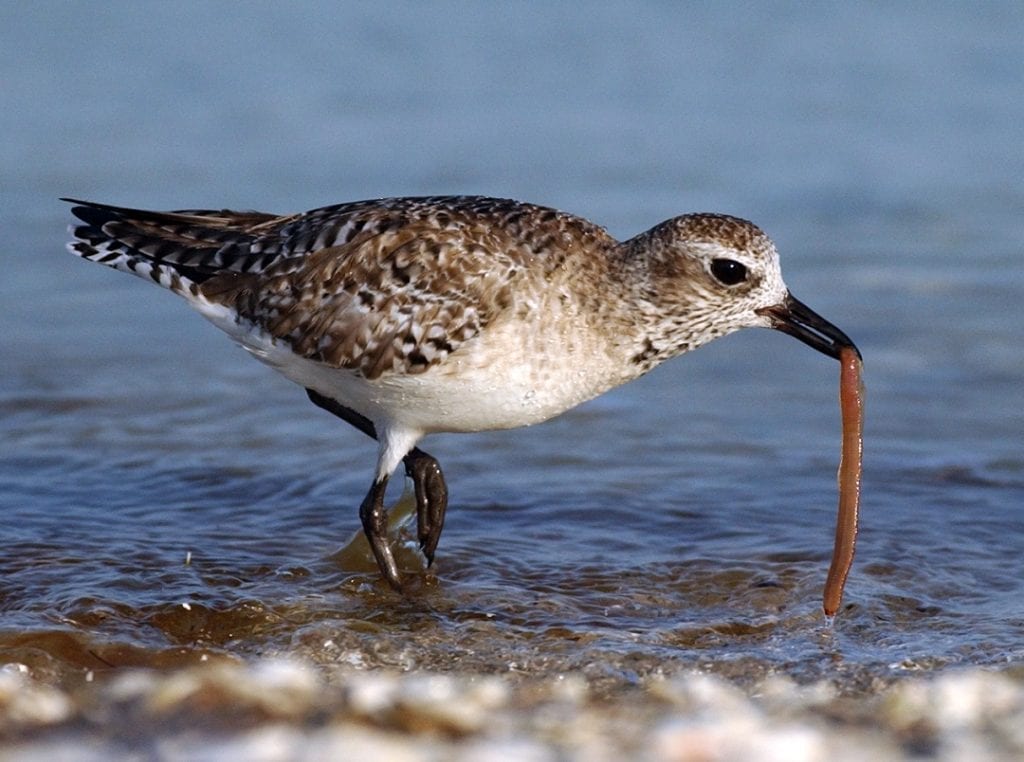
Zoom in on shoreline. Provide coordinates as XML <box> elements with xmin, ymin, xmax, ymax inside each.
<box><xmin>2</xmin><ymin>657</ymin><xmax>1022</xmax><ymax>761</ymax></box>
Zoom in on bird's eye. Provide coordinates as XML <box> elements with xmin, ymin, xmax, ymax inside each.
<box><xmin>710</xmin><ymin>258</ymin><xmax>748</xmax><ymax>286</ymax></box>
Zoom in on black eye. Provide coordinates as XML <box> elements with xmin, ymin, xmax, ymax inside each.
<box><xmin>710</xmin><ymin>258</ymin><xmax>748</xmax><ymax>286</ymax></box>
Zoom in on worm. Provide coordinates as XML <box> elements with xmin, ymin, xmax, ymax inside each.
<box><xmin>823</xmin><ymin>347</ymin><xmax>864</xmax><ymax>616</ymax></box>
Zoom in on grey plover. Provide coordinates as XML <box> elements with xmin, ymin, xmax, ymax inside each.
<box><xmin>65</xmin><ymin>195</ymin><xmax>859</xmax><ymax>589</ymax></box>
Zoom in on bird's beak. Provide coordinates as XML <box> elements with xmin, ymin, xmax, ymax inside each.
<box><xmin>758</xmin><ymin>293</ymin><xmax>860</xmax><ymax>361</ymax></box>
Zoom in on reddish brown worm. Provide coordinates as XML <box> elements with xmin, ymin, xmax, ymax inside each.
<box><xmin>823</xmin><ymin>347</ymin><xmax>864</xmax><ymax>616</ymax></box>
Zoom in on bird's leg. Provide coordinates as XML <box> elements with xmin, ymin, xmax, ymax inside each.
<box><xmin>359</xmin><ymin>473</ymin><xmax>402</xmax><ymax>590</ymax></box>
<box><xmin>305</xmin><ymin>388</ymin><xmax>449</xmax><ymax>567</ymax></box>
<box><xmin>405</xmin><ymin>448</ymin><xmax>447</xmax><ymax>564</ymax></box>
<box><xmin>306</xmin><ymin>388</ymin><xmax>377</xmax><ymax>438</ymax></box>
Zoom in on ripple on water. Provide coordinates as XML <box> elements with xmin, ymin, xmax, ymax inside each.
<box><xmin>0</xmin><ymin>458</ymin><xmax>1018</xmax><ymax>683</ymax></box>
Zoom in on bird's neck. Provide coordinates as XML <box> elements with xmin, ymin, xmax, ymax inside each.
<box><xmin>606</xmin><ymin>233</ymin><xmax>723</xmax><ymax>378</ymax></box>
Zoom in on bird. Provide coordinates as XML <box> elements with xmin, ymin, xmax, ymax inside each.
<box><xmin>64</xmin><ymin>195</ymin><xmax>859</xmax><ymax>590</ymax></box>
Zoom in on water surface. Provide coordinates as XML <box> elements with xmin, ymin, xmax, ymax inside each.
<box><xmin>2</xmin><ymin>3</ymin><xmax>1023</xmax><ymax>758</ymax></box>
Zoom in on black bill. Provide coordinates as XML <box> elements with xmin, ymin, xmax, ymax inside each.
<box><xmin>758</xmin><ymin>293</ymin><xmax>860</xmax><ymax>361</ymax></box>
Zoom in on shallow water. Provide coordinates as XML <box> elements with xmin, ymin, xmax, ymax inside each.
<box><xmin>2</xmin><ymin>2</ymin><xmax>1024</xmax><ymax>758</ymax></box>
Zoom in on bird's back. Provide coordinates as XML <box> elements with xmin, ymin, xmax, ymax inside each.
<box><xmin>65</xmin><ymin>195</ymin><xmax>613</xmax><ymax>284</ymax></box>
<box><xmin>65</xmin><ymin>196</ymin><xmax>623</xmax><ymax>383</ymax></box>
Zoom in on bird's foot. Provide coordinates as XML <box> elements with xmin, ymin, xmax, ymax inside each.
<box><xmin>405</xmin><ymin>448</ymin><xmax>448</xmax><ymax>565</ymax></box>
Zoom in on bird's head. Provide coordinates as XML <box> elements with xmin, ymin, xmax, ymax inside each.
<box><xmin>633</xmin><ymin>213</ymin><xmax>859</xmax><ymax>360</ymax></box>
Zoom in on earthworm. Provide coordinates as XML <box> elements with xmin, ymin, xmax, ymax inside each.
<box><xmin>823</xmin><ymin>347</ymin><xmax>863</xmax><ymax>616</ymax></box>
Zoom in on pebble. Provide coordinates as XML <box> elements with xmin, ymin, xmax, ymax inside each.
<box><xmin>0</xmin><ymin>661</ymin><xmax>1022</xmax><ymax>761</ymax></box>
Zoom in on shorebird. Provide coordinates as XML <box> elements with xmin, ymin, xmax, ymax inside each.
<box><xmin>65</xmin><ymin>195</ymin><xmax>859</xmax><ymax>589</ymax></box>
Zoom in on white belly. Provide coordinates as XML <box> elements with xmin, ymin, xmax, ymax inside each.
<box><xmin>197</xmin><ymin>301</ymin><xmax>624</xmax><ymax>435</ymax></box>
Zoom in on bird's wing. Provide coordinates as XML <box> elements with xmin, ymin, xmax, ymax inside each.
<box><xmin>200</xmin><ymin>211</ymin><xmax>561</xmax><ymax>380</ymax></box>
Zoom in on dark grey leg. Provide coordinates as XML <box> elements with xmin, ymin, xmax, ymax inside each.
<box><xmin>359</xmin><ymin>474</ymin><xmax>402</xmax><ymax>590</ymax></box>
<box><xmin>306</xmin><ymin>388</ymin><xmax>377</xmax><ymax>438</ymax></box>
<box><xmin>305</xmin><ymin>388</ymin><xmax>450</xmax><ymax>570</ymax></box>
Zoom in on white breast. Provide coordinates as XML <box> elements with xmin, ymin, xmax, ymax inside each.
<box><xmin>196</xmin><ymin>299</ymin><xmax>630</xmax><ymax>435</ymax></box>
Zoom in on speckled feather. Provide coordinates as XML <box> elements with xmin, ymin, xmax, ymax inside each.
<box><xmin>69</xmin><ymin>198</ymin><xmax>629</xmax><ymax>379</ymax></box>
<box><xmin>196</xmin><ymin>198</ymin><xmax>619</xmax><ymax>380</ymax></box>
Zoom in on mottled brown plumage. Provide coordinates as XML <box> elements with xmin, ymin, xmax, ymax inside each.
<box><xmin>198</xmin><ymin>198</ymin><xmax>616</xmax><ymax>380</ymax></box>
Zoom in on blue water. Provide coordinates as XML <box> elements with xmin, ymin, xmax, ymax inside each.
<box><xmin>1</xmin><ymin>3</ymin><xmax>1023</xmax><ymax>689</ymax></box>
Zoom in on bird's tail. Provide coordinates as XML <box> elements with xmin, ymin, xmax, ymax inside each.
<box><xmin>63</xmin><ymin>198</ymin><xmax>279</xmax><ymax>299</ymax></box>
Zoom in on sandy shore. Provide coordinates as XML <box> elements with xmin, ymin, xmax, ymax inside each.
<box><xmin>2</xmin><ymin>659</ymin><xmax>1022</xmax><ymax>761</ymax></box>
